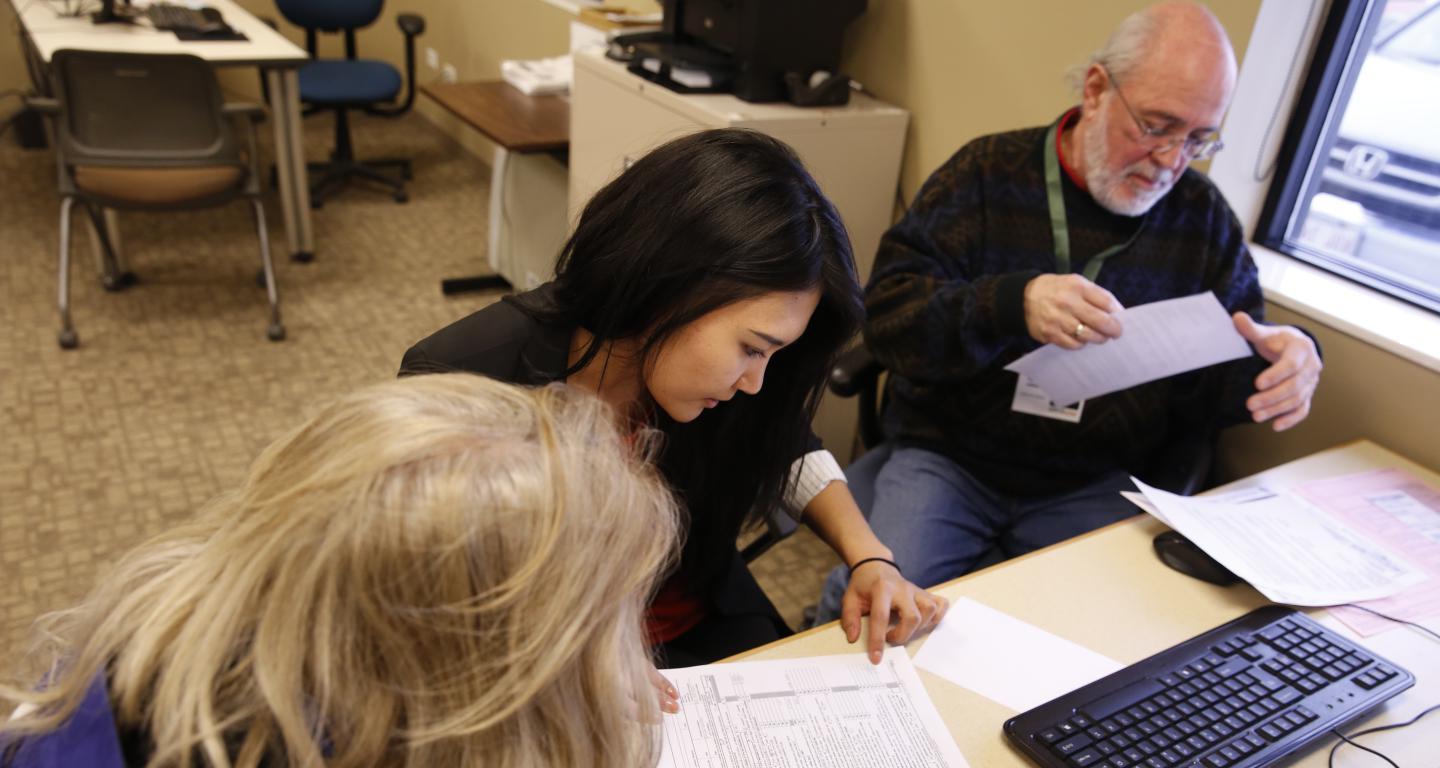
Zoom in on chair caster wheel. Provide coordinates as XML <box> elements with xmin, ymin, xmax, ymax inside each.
<box><xmin>101</xmin><ymin>271</ymin><xmax>137</xmax><ymax>292</ymax></box>
<box><xmin>267</xmin><ymin>323</ymin><xmax>286</xmax><ymax>342</ymax></box>
<box><xmin>291</xmin><ymin>251</ymin><xmax>314</xmax><ymax>263</ymax></box>
<box><xmin>393</xmin><ymin>191</ymin><xmax>408</xmax><ymax>203</ymax></box>
<box><xmin>58</xmin><ymin>329</ymin><xmax>79</xmax><ymax>349</ymax></box>
<box><xmin>310</xmin><ymin>200</ymin><xmax>324</xmax><ymax>210</ymax></box>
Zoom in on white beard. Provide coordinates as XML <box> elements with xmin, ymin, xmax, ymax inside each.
<box><xmin>1080</xmin><ymin>106</ymin><xmax>1177</xmax><ymax>217</ymax></box>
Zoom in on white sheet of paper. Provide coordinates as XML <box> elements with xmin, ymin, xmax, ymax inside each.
<box><xmin>912</xmin><ymin>597</ymin><xmax>1122</xmax><ymax>713</ymax></box>
<box><xmin>659</xmin><ymin>646</ymin><xmax>969</xmax><ymax>768</ymax></box>
<box><xmin>1003</xmin><ymin>292</ymin><xmax>1251</xmax><ymax>406</ymax></box>
<box><xmin>1132</xmin><ymin>478</ymin><xmax>1427</xmax><ymax>605</ymax></box>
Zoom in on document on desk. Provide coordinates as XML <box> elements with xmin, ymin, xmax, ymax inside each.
<box><xmin>1003</xmin><ymin>292</ymin><xmax>1251</xmax><ymax>406</ymax></box>
<box><xmin>913</xmin><ymin>597</ymin><xmax>1122</xmax><ymax>713</ymax></box>
<box><xmin>1132</xmin><ymin>479</ymin><xmax>1427</xmax><ymax>606</ymax></box>
<box><xmin>1294</xmin><ymin>469</ymin><xmax>1440</xmax><ymax>636</ymax></box>
<box><xmin>658</xmin><ymin>646</ymin><xmax>969</xmax><ymax>768</ymax></box>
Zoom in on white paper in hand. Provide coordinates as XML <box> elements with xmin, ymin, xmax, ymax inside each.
<box><xmin>1004</xmin><ymin>292</ymin><xmax>1251</xmax><ymax>406</ymax></box>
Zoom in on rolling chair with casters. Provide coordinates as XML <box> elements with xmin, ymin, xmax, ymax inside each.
<box><xmin>30</xmin><ymin>50</ymin><xmax>284</xmax><ymax>350</ymax></box>
<box><xmin>275</xmin><ymin>0</ymin><xmax>425</xmax><ymax>210</ymax></box>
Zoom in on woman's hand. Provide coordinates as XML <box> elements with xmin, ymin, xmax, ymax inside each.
<box><xmin>651</xmin><ymin>664</ymin><xmax>680</xmax><ymax>714</ymax></box>
<box><xmin>841</xmin><ymin>560</ymin><xmax>949</xmax><ymax>663</ymax></box>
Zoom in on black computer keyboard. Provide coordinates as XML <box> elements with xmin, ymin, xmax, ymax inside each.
<box><xmin>1004</xmin><ymin>606</ymin><xmax>1413</xmax><ymax>768</ymax></box>
<box><xmin>145</xmin><ymin>3</ymin><xmax>226</xmax><ymax>34</ymax></box>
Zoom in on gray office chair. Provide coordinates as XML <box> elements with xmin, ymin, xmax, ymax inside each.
<box><xmin>29</xmin><ymin>49</ymin><xmax>283</xmax><ymax>349</ymax></box>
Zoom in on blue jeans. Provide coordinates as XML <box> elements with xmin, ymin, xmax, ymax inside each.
<box><xmin>815</xmin><ymin>445</ymin><xmax>1138</xmax><ymax>623</ymax></box>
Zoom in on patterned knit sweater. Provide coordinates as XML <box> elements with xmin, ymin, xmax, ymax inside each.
<box><xmin>866</xmin><ymin>114</ymin><xmax>1271</xmax><ymax>497</ymax></box>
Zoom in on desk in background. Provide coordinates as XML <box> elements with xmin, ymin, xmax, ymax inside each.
<box><xmin>420</xmin><ymin>80</ymin><xmax>569</xmax><ymax>293</ymax></box>
<box><xmin>741</xmin><ymin>440</ymin><xmax>1440</xmax><ymax>767</ymax></box>
<box><xmin>10</xmin><ymin>0</ymin><xmax>316</xmax><ymax>262</ymax></box>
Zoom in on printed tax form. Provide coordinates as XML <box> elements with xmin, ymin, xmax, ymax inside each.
<box><xmin>659</xmin><ymin>646</ymin><xmax>969</xmax><ymax>768</ymax></box>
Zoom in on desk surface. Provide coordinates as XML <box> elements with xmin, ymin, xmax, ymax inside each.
<box><xmin>11</xmin><ymin>0</ymin><xmax>306</xmax><ymax>66</ymax></box>
<box><xmin>420</xmin><ymin>80</ymin><xmax>569</xmax><ymax>153</ymax></box>
<box><xmin>739</xmin><ymin>440</ymin><xmax>1440</xmax><ymax>767</ymax></box>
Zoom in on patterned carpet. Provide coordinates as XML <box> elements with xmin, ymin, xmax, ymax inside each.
<box><xmin>0</xmin><ymin>109</ymin><xmax>838</xmax><ymax>681</ymax></box>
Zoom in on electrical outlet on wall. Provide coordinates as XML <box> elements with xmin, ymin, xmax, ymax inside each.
<box><xmin>441</xmin><ymin>63</ymin><xmax>458</xmax><ymax>83</ymax></box>
<box><xmin>424</xmin><ymin>46</ymin><xmax>439</xmax><ymax>70</ymax></box>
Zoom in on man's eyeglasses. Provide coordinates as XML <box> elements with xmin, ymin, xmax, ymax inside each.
<box><xmin>1103</xmin><ymin>67</ymin><xmax>1224</xmax><ymax>161</ymax></box>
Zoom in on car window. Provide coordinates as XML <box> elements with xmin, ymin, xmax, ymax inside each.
<box><xmin>1378</xmin><ymin>1</ymin><xmax>1440</xmax><ymax>64</ymax></box>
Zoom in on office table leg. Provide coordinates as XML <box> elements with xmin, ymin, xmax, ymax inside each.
<box><xmin>439</xmin><ymin>144</ymin><xmax>511</xmax><ymax>295</ymax></box>
<box><xmin>266</xmin><ymin>68</ymin><xmax>314</xmax><ymax>263</ymax></box>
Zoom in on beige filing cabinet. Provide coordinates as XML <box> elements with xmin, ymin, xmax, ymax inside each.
<box><xmin>569</xmin><ymin>48</ymin><xmax>909</xmax><ymax>459</ymax></box>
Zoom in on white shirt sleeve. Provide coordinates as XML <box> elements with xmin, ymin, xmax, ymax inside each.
<box><xmin>782</xmin><ymin>449</ymin><xmax>847</xmax><ymax>520</ymax></box>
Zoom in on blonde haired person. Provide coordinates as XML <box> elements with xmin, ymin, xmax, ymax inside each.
<box><xmin>1</xmin><ymin>375</ymin><xmax>678</xmax><ymax>768</ymax></box>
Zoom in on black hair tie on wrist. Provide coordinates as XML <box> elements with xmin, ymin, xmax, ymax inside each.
<box><xmin>849</xmin><ymin>556</ymin><xmax>901</xmax><ymax>578</ymax></box>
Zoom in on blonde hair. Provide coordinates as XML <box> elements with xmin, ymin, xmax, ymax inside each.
<box><xmin>2</xmin><ymin>374</ymin><xmax>678</xmax><ymax>768</ymax></box>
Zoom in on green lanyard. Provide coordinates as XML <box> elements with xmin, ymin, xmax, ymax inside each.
<box><xmin>1043</xmin><ymin>120</ymin><xmax>1143</xmax><ymax>281</ymax></box>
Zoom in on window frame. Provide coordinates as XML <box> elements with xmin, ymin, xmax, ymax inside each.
<box><xmin>1254</xmin><ymin>0</ymin><xmax>1440</xmax><ymax>314</ymax></box>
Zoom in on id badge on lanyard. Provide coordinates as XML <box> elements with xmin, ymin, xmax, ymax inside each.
<box><xmin>1011</xmin><ymin>119</ymin><xmax>1141</xmax><ymax>423</ymax></box>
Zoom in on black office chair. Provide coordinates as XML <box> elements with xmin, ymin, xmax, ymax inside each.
<box><xmin>30</xmin><ymin>50</ymin><xmax>283</xmax><ymax>349</ymax></box>
<box><xmin>275</xmin><ymin>0</ymin><xmax>425</xmax><ymax>207</ymax></box>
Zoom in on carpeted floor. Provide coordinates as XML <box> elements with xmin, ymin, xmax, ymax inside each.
<box><xmin>0</xmin><ymin>109</ymin><xmax>838</xmax><ymax>682</ymax></box>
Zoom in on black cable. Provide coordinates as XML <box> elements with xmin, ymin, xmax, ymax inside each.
<box><xmin>1322</xmin><ymin>605</ymin><xmax>1440</xmax><ymax>766</ymax></box>
<box><xmin>1324</xmin><ymin>723</ymin><xmax>1393</xmax><ymax>766</ymax></box>
<box><xmin>1327</xmin><ymin>703</ymin><xmax>1440</xmax><ymax>767</ymax></box>
<box><xmin>1344</xmin><ymin>603</ymin><xmax>1440</xmax><ymax>643</ymax></box>
<box><xmin>1329</xmin><ymin>727</ymin><xmax>1400</xmax><ymax>767</ymax></box>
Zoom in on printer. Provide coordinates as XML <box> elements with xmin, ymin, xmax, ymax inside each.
<box><xmin>612</xmin><ymin>0</ymin><xmax>867</xmax><ymax>106</ymax></box>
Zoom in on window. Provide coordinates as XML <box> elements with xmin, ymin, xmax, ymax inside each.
<box><xmin>1257</xmin><ymin>0</ymin><xmax>1440</xmax><ymax>314</ymax></box>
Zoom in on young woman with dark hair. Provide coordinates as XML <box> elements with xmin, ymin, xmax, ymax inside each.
<box><xmin>401</xmin><ymin>129</ymin><xmax>947</xmax><ymax>678</ymax></box>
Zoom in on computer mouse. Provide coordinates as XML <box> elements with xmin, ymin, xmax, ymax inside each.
<box><xmin>1153</xmin><ymin>531</ymin><xmax>1242</xmax><ymax>586</ymax></box>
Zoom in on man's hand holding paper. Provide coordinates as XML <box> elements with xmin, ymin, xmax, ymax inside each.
<box><xmin>1006</xmin><ymin>291</ymin><xmax>1320</xmax><ymax>426</ymax></box>
<box><xmin>1006</xmin><ymin>291</ymin><xmax>1249</xmax><ymax>406</ymax></box>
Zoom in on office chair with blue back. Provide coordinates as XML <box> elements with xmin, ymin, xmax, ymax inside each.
<box><xmin>275</xmin><ymin>0</ymin><xmax>425</xmax><ymax>208</ymax></box>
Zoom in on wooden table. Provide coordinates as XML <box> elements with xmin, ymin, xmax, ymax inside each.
<box><xmin>737</xmin><ymin>441</ymin><xmax>1440</xmax><ymax>767</ymax></box>
<box><xmin>420</xmin><ymin>81</ymin><xmax>569</xmax><ymax>293</ymax></box>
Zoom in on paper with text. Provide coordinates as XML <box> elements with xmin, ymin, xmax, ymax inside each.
<box><xmin>1004</xmin><ymin>292</ymin><xmax>1251</xmax><ymax>406</ymax></box>
<box><xmin>1132</xmin><ymin>479</ymin><xmax>1427</xmax><ymax>605</ymax></box>
<box><xmin>1295</xmin><ymin>469</ymin><xmax>1440</xmax><ymax>635</ymax></box>
<box><xmin>913</xmin><ymin>597</ymin><xmax>1122</xmax><ymax>713</ymax></box>
<box><xmin>658</xmin><ymin>646</ymin><xmax>968</xmax><ymax>768</ymax></box>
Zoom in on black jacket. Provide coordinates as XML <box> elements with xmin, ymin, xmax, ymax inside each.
<box><xmin>400</xmin><ymin>287</ymin><xmax>789</xmax><ymax>643</ymax></box>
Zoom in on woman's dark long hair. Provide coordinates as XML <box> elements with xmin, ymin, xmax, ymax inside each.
<box><xmin>514</xmin><ymin>129</ymin><xmax>863</xmax><ymax>590</ymax></box>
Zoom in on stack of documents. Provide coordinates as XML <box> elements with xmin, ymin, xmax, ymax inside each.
<box><xmin>1130</xmin><ymin>479</ymin><xmax>1429</xmax><ymax>606</ymax></box>
<box><xmin>501</xmin><ymin>55</ymin><xmax>572</xmax><ymax>95</ymax></box>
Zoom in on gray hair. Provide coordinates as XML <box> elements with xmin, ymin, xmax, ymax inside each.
<box><xmin>1067</xmin><ymin>7</ymin><xmax>1160</xmax><ymax>94</ymax></box>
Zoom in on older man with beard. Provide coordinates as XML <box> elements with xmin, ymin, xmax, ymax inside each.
<box><xmin>816</xmin><ymin>1</ymin><xmax>1322</xmax><ymax>626</ymax></box>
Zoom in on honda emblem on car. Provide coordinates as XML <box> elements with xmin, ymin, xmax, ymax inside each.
<box><xmin>1343</xmin><ymin>144</ymin><xmax>1389</xmax><ymax>181</ymax></box>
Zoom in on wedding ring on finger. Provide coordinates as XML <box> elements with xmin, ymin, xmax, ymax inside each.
<box><xmin>1072</xmin><ymin>322</ymin><xmax>1087</xmax><ymax>340</ymax></box>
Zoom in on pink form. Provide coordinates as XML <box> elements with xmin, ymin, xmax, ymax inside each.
<box><xmin>1295</xmin><ymin>468</ymin><xmax>1440</xmax><ymax>636</ymax></box>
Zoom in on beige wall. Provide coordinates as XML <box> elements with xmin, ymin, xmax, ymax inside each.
<box><xmin>839</xmin><ymin>1</ymin><xmax>1260</xmax><ymax>201</ymax></box>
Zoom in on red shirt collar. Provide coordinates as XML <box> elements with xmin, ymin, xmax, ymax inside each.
<box><xmin>1056</xmin><ymin>107</ymin><xmax>1088</xmax><ymax>190</ymax></box>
